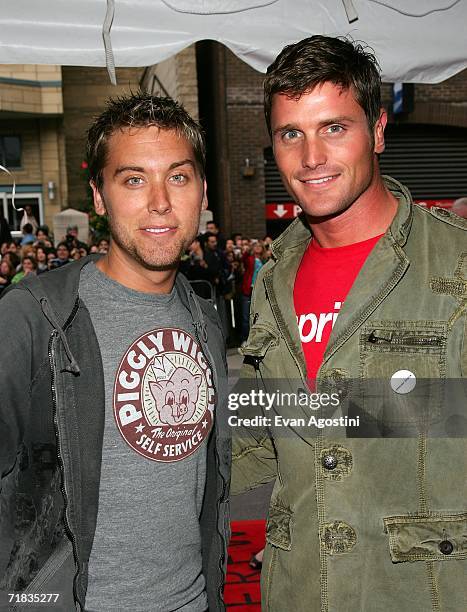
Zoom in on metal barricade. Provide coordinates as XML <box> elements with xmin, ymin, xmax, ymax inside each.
<box><xmin>188</xmin><ymin>279</ymin><xmax>217</xmax><ymax>308</ymax></box>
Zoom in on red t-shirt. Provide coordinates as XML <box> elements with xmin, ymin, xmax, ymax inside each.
<box><xmin>294</xmin><ymin>234</ymin><xmax>382</xmax><ymax>383</ymax></box>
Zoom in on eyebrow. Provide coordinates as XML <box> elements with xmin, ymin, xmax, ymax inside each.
<box><xmin>273</xmin><ymin>116</ymin><xmax>357</xmax><ymax>136</ymax></box>
<box><xmin>113</xmin><ymin>159</ymin><xmax>196</xmax><ymax>178</ymax></box>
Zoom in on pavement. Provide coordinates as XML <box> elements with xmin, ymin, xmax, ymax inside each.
<box><xmin>226</xmin><ymin>347</ymin><xmax>273</xmax><ymax>521</ymax></box>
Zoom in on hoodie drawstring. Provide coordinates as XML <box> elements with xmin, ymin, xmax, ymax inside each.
<box><xmin>40</xmin><ymin>298</ymin><xmax>80</xmax><ymax>374</ymax></box>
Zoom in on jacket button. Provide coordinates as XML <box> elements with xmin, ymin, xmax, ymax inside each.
<box><xmin>322</xmin><ymin>454</ymin><xmax>338</xmax><ymax>470</ymax></box>
<box><xmin>439</xmin><ymin>540</ymin><xmax>454</xmax><ymax>555</ymax></box>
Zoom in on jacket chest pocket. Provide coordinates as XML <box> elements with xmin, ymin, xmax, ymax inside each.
<box><xmin>383</xmin><ymin>513</ymin><xmax>467</xmax><ymax>562</ymax></box>
<box><xmin>358</xmin><ymin>321</ymin><xmax>447</xmax><ymax>435</ymax></box>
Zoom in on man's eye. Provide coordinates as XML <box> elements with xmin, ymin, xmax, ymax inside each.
<box><xmin>327</xmin><ymin>125</ymin><xmax>344</xmax><ymax>134</ymax></box>
<box><xmin>170</xmin><ymin>173</ymin><xmax>187</xmax><ymax>184</ymax></box>
<box><xmin>127</xmin><ymin>176</ymin><xmax>143</xmax><ymax>185</ymax></box>
<box><xmin>283</xmin><ymin>130</ymin><xmax>300</xmax><ymax>141</ymax></box>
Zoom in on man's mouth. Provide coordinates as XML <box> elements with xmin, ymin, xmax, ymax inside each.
<box><xmin>141</xmin><ymin>226</ymin><xmax>175</xmax><ymax>234</ymax></box>
<box><xmin>301</xmin><ymin>174</ymin><xmax>339</xmax><ymax>185</ymax></box>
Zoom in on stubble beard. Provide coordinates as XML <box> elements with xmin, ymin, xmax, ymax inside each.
<box><xmin>107</xmin><ymin>213</ymin><xmax>198</xmax><ymax>272</ymax></box>
<box><xmin>296</xmin><ymin>157</ymin><xmax>375</xmax><ymax>221</ymax></box>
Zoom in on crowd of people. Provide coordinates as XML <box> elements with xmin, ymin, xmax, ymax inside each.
<box><xmin>0</xmin><ymin>219</ymin><xmax>109</xmax><ymax>292</ymax></box>
<box><xmin>0</xmin><ymin>214</ymin><xmax>271</xmax><ymax>345</ymax></box>
<box><xmin>180</xmin><ymin>220</ymin><xmax>274</xmax><ymax>343</ymax></box>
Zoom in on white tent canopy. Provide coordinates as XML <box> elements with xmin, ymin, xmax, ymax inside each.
<box><xmin>1</xmin><ymin>0</ymin><xmax>466</xmax><ymax>83</ymax></box>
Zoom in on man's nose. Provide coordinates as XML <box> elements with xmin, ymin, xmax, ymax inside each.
<box><xmin>148</xmin><ymin>184</ymin><xmax>171</xmax><ymax>214</ymax></box>
<box><xmin>302</xmin><ymin>136</ymin><xmax>327</xmax><ymax>169</ymax></box>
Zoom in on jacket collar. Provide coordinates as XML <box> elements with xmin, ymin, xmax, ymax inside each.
<box><xmin>21</xmin><ymin>254</ymin><xmax>101</xmax><ymax>328</ymax></box>
<box><xmin>270</xmin><ymin>175</ymin><xmax>414</xmax><ymax>260</ymax></box>
<box><xmin>383</xmin><ymin>175</ymin><xmax>414</xmax><ymax>247</ymax></box>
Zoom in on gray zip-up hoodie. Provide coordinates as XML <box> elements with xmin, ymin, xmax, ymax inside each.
<box><xmin>0</xmin><ymin>255</ymin><xmax>230</xmax><ymax>611</ymax></box>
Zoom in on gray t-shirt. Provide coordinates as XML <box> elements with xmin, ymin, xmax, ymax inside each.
<box><xmin>79</xmin><ymin>262</ymin><xmax>215</xmax><ymax>612</ymax></box>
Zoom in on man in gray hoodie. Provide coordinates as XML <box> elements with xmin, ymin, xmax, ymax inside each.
<box><xmin>0</xmin><ymin>92</ymin><xmax>230</xmax><ymax>612</ymax></box>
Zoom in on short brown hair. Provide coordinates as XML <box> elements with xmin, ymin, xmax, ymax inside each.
<box><xmin>86</xmin><ymin>92</ymin><xmax>206</xmax><ymax>190</ymax></box>
<box><xmin>264</xmin><ymin>35</ymin><xmax>382</xmax><ymax>135</ymax></box>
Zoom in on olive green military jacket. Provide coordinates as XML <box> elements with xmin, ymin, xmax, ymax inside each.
<box><xmin>231</xmin><ymin>177</ymin><xmax>466</xmax><ymax>612</ymax></box>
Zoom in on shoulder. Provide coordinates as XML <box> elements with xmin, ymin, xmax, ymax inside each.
<box><xmin>418</xmin><ymin>205</ymin><xmax>467</xmax><ymax>232</ymax></box>
<box><xmin>0</xmin><ymin>283</ymin><xmax>50</xmax><ymax>351</ymax></box>
<box><xmin>0</xmin><ymin>282</ymin><xmax>38</xmax><ymax>314</ymax></box>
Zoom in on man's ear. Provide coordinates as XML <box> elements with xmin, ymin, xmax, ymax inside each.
<box><xmin>373</xmin><ymin>108</ymin><xmax>387</xmax><ymax>155</ymax></box>
<box><xmin>90</xmin><ymin>180</ymin><xmax>106</xmax><ymax>216</ymax></box>
<box><xmin>201</xmin><ymin>179</ymin><xmax>208</xmax><ymax>211</ymax></box>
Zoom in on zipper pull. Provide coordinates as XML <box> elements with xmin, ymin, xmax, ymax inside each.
<box><xmin>253</xmin><ymin>356</ymin><xmax>262</xmax><ymax>371</ymax></box>
<box><xmin>368</xmin><ymin>330</ymin><xmax>392</xmax><ymax>344</ymax></box>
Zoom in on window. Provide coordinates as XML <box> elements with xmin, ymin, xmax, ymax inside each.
<box><xmin>0</xmin><ymin>135</ymin><xmax>22</xmax><ymax>168</ymax></box>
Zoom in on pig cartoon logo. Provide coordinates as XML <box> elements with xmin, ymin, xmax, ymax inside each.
<box><xmin>149</xmin><ymin>367</ymin><xmax>202</xmax><ymax>425</ymax></box>
<box><xmin>114</xmin><ymin>327</ymin><xmax>214</xmax><ymax>462</ymax></box>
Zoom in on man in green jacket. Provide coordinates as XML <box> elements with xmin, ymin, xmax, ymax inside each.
<box><xmin>231</xmin><ymin>36</ymin><xmax>466</xmax><ymax>611</ymax></box>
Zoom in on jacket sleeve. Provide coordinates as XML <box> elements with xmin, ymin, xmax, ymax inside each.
<box><xmin>0</xmin><ymin>288</ymin><xmax>35</xmax><ymax>486</ymax></box>
<box><xmin>230</xmin><ymin>359</ymin><xmax>278</xmax><ymax>495</ymax></box>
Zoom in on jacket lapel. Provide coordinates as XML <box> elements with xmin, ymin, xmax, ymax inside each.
<box><xmin>321</xmin><ymin>233</ymin><xmax>410</xmax><ymax>366</ymax></box>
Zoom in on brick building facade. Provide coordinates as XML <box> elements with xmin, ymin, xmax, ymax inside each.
<box><xmin>0</xmin><ymin>65</ymin><xmax>66</xmax><ymax>230</ymax></box>
<box><xmin>62</xmin><ymin>66</ymin><xmax>144</xmax><ymax>212</ymax></box>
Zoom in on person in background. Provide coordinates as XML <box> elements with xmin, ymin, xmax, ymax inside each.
<box><xmin>203</xmin><ymin>232</ymin><xmax>223</xmax><ymax>290</ymax></box>
<box><xmin>0</xmin><ymin>214</ymin><xmax>11</xmax><ymax>246</ymax></box>
<box><xmin>65</xmin><ymin>225</ymin><xmax>88</xmax><ymax>252</ymax></box>
<box><xmin>241</xmin><ymin>237</ymin><xmax>251</xmax><ymax>254</ymax></box>
<box><xmin>54</xmin><ymin>241</ymin><xmax>71</xmax><ymax>266</ymax></box>
<box><xmin>46</xmin><ymin>248</ymin><xmax>57</xmax><ymax>269</ymax></box>
<box><xmin>97</xmin><ymin>237</ymin><xmax>109</xmax><ymax>253</ymax></box>
<box><xmin>240</xmin><ymin>241</ymin><xmax>267</xmax><ymax>343</ymax></box>
<box><xmin>19</xmin><ymin>204</ymin><xmax>39</xmax><ymax>233</ymax></box>
<box><xmin>20</xmin><ymin>244</ymin><xmax>36</xmax><ymax>265</ymax></box>
<box><xmin>205</xmin><ymin>220</ymin><xmax>226</xmax><ymax>250</ymax></box>
<box><xmin>203</xmin><ymin>233</ymin><xmax>230</xmax><ymax>337</ymax></box>
<box><xmin>20</xmin><ymin>223</ymin><xmax>36</xmax><ymax>246</ymax></box>
<box><xmin>0</xmin><ymin>259</ymin><xmax>14</xmax><ymax>293</ymax></box>
<box><xmin>180</xmin><ymin>237</ymin><xmax>210</xmax><ymax>284</ymax></box>
<box><xmin>6</xmin><ymin>241</ymin><xmax>18</xmax><ymax>255</ymax></box>
<box><xmin>48</xmin><ymin>243</ymin><xmax>69</xmax><ymax>270</ymax></box>
<box><xmin>232</xmin><ymin>234</ymin><xmax>243</xmax><ymax>258</ymax></box>
<box><xmin>224</xmin><ymin>238</ymin><xmax>235</xmax><ymax>256</ymax></box>
<box><xmin>34</xmin><ymin>226</ymin><xmax>53</xmax><ymax>248</ymax></box>
<box><xmin>70</xmin><ymin>247</ymin><xmax>83</xmax><ymax>260</ymax></box>
<box><xmin>11</xmin><ymin>255</ymin><xmax>37</xmax><ymax>284</ymax></box>
<box><xmin>35</xmin><ymin>245</ymin><xmax>49</xmax><ymax>274</ymax></box>
<box><xmin>2</xmin><ymin>251</ymin><xmax>20</xmax><ymax>272</ymax></box>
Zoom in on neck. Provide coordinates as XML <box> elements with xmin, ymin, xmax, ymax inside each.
<box><xmin>307</xmin><ymin>176</ymin><xmax>398</xmax><ymax>248</ymax></box>
<box><xmin>96</xmin><ymin>247</ymin><xmax>177</xmax><ymax>294</ymax></box>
